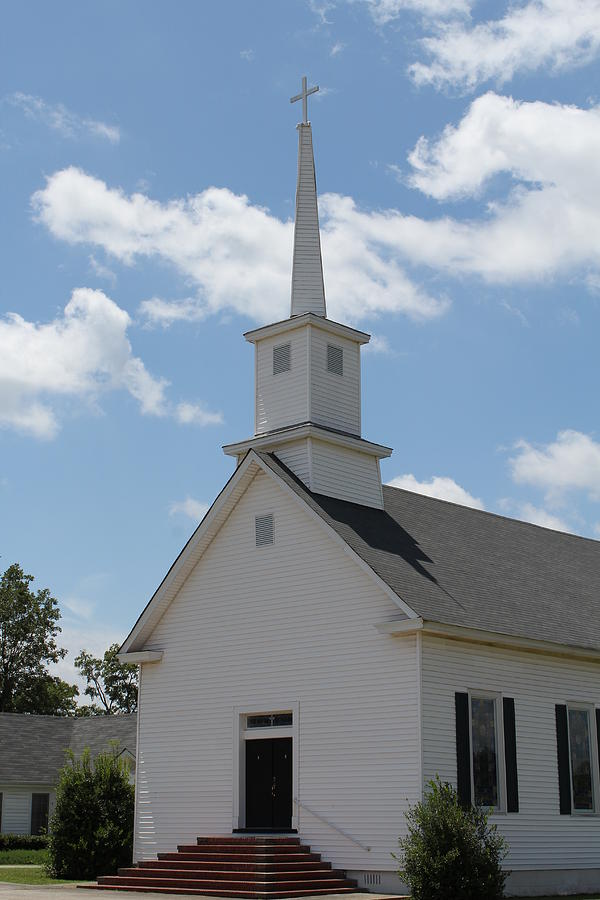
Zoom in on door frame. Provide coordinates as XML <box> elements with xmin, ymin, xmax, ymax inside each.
<box><xmin>232</xmin><ymin>701</ymin><xmax>299</xmax><ymax>831</ymax></box>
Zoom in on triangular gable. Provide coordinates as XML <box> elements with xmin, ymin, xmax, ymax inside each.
<box><xmin>120</xmin><ymin>450</ymin><xmax>418</xmax><ymax>655</ymax></box>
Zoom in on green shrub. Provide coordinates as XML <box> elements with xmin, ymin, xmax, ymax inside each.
<box><xmin>0</xmin><ymin>834</ymin><xmax>48</xmax><ymax>850</ymax></box>
<box><xmin>395</xmin><ymin>777</ymin><xmax>508</xmax><ymax>900</ymax></box>
<box><xmin>46</xmin><ymin>744</ymin><xmax>134</xmax><ymax>880</ymax></box>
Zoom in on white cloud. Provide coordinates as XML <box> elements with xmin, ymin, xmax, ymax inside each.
<box><xmin>169</xmin><ymin>497</ymin><xmax>210</xmax><ymax>521</ymax></box>
<box><xmin>175</xmin><ymin>402</ymin><xmax>223</xmax><ymax>426</ymax></box>
<box><xmin>515</xmin><ymin>502</ymin><xmax>569</xmax><ymax>532</ymax></box>
<box><xmin>330</xmin><ymin>41</ymin><xmax>346</xmax><ymax>56</ymax></box>
<box><xmin>0</xmin><ymin>287</ymin><xmax>220</xmax><ymax>440</ymax></box>
<box><xmin>509</xmin><ymin>430</ymin><xmax>600</xmax><ymax>502</ymax></box>
<box><xmin>240</xmin><ymin>49</ymin><xmax>255</xmax><ymax>62</ymax></box>
<box><xmin>387</xmin><ymin>473</ymin><xmax>485</xmax><ymax>508</ymax></box>
<box><xmin>409</xmin><ymin>0</ymin><xmax>600</xmax><ymax>91</ymax></box>
<box><xmin>361</xmin><ymin>0</ymin><xmax>470</xmax><ymax>24</ymax></box>
<box><xmin>51</xmin><ymin>620</ymin><xmax>124</xmax><ymax>699</ymax></box>
<box><xmin>32</xmin><ymin>167</ymin><xmax>447</xmax><ymax>325</ymax></box>
<box><xmin>62</xmin><ymin>596</ymin><xmax>96</xmax><ymax>621</ymax></box>
<box><xmin>394</xmin><ymin>93</ymin><xmax>600</xmax><ymax>283</ymax></box>
<box><xmin>7</xmin><ymin>92</ymin><xmax>120</xmax><ymax>143</ymax></box>
<box><xmin>140</xmin><ymin>297</ymin><xmax>207</xmax><ymax>327</ymax></box>
<box><xmin>89</xmin><ymin>254</ymin><xmax>117</xmax><ymax>285</ymax></box>
<box><xmin>0</xmin><ymin>288</ymin><xmax>167</xmax><ymax>438</ymax></box>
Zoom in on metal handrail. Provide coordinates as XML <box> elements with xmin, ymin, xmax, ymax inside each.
<box><xmin>294</xmin><ymin>798</ymin><xmax>371</xmax><ymax>852</ymax></box>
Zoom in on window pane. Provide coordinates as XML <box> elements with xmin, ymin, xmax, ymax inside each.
<box><xmin>568</xmin><ymin>708</ymin><xmax>593</xmax><ymax>811</ymax></box>
<box><xmin>471</xmin><ymin>698</ymin><xmax>498</xmax><ymax>807</ymax></box>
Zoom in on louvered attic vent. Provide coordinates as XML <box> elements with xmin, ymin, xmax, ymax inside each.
<box><xmin>273</xmin><ymin>343</ymin><xmax>291</xmax><ymax>374</ymax></box>
<box><xmin>327</xmin><ymin>343</ymin><xmax>343</xmax><ymax>376</ymax></box>
<box><xmin>255</xmin><ymin>514</ymin><xmax>274</xmax><ymax>547</ymax></box>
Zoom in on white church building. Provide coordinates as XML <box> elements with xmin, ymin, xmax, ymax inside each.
<box><xmin>109</xmin><ymin>80</ymin><xmax>600</xmax><ymax>897</ymax></box>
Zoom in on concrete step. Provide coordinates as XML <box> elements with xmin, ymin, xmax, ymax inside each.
<box><xmin>178</xmin><ymin>844</ymin><xmax>311</xmax><ymax>854</ymax></box>
<box><xmin>160</xmin><ymin>851</ymin><xmax>321</xmax><ymax>863</ymax></box>
<box><xmin>82</xmin><ymin>885</ymin><xmax>357</xmax><ymax>898</ymax></box>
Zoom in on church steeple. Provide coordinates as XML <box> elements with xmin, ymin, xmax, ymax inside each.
<box><xmin>290</xmin><ymin>78</ymin><xmax>326</xmax><ymax>317</ymax></box>
<box><xmin>223</xmin><ymin>76</ymin><xmax>392</xmax><ymax>509</ymax></box>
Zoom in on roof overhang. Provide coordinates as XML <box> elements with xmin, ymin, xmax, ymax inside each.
<box><xmin>244</xmin><ymin>313</ymin><xmax>371</xmax><ymax>346</ymax></box>
<box><xmin>223</xmin><ymin>423</ymin><xmax>392</xmax><ymax>459</ymax></box>
<box><xmin>376</xmin><ymin>617</ymin><xmax>600</xmax><ymax>663</ymax></box>
<box><xmin>117</xmin><ymin>650</ymin><xmax>163</xmax><ymax>664</ymax></box>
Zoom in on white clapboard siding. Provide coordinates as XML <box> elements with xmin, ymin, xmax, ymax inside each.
<box><xmin>137</xmin><ymin>470</ymin><xmax>418</xmax><ymax>870</ymax></box>
<box><xmin>309</xmin><ymin>328</ymin><xmax>361</xmax><ymax>436</ymax></box>
<box><xmin>0</xmin><ymin>785</ymin><xmax>55</xmax><ymax>835</ymax></box>
<box><xmin>271</xmin><ymin>439</ymin><xmax>310</xmax><ymax>484</ymax></box>
<box><xmin>255</xmin><ymin>329</ymin><xmax>308</xmax><ymax>434</ymax></box>
<box><xmin>311</xmin><ymin>441</ymin><xmax>383</xmax><ymax>508</ymax></box>
<box><xmin>421</xmin><ymin>635</ymin><xmax>600</xmax><ymax>871</ymax></box>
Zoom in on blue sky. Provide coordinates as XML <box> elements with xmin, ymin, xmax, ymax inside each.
<box><xmin>2</xmin><ymin>0</ymin><xmax>600</xmax><ymax>690</ymax></box>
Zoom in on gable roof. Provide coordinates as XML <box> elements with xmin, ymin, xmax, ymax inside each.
<box><xmin>259</xmin><ymin>452</ymin><xmax>600</xmax><ymax>654</ymax></box>
<box><xmin>0</xmin><ymin>713</ymin><xmax>137</xmax><ymax>785</ymax></box>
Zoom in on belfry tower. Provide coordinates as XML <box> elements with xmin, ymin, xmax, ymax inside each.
<box><xmin>223</xmin><ymin>77</ymin><xmax>392</xmax><ymax>509</ymax></box>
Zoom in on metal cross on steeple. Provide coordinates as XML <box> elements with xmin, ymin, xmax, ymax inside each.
<box><xmin>290</xmin><ymin>76</ymin><xmax>319</xmax><ymax>124</ymax></box>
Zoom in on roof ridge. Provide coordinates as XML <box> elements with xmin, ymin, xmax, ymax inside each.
<box><xmin>382</xmin><ymin>482</ymin><xmax>599</xmax><ymax>546</ymax></box>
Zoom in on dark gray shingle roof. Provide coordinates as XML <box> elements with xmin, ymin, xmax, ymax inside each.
<box><xmin>0</xmin><ymin>713</ymin><xmax>136</xmax><ymax>784</ymax></box>
<box><xmin>260</xmin><ymin>452</ymin><xmax>600</xmax><ymax>653</ymax></box>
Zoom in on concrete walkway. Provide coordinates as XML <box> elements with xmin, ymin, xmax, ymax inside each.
<box><xmin>0</xmin><ymin>888</ymin><xmax>397</xmax><ymax>900</ymax></box>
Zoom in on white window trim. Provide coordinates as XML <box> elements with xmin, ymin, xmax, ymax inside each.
<box><xmin>232</xmin><ymin>701</ymin><xmax>299</xmax><ymax>831</ymax></box>
<box><xmin>565</xmin><ymin>701</ymin><xmax>599</xmax><ymax>816</ymax></box>
<box><xmin>468</xmin><ymin>691</ymin><xmax>506</xmax><ymax>814</ymax></box>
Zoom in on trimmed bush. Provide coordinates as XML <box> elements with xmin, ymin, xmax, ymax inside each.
<box><xmin>0</xmin><ymin>834</ymin><xmax>48</xmax><ymax>850</ymax></box>
<box><xmin>47</xmin><ymin>744</ymin><xmax>134</xmax><ymax>880</ymax></box>
<box><xmin>395</xmin><ymin>777</ymin><xmax>508</xmax><ymax>900</ymax></box>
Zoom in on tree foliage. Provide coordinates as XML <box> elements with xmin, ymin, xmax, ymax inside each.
<box><xmin>47</xmin><ymin>744</ymin><xmax>134</xmax><ymax>879</ymax></box>
<box><xmin>395</xmin><ymin>777</ymin><xmax>508</xmax><ymax>900</ymax></box>
<box><xmin>0</xmin><ymin>563</ymin><xmax>77</xmax><ymax>714</ymax></box>
<box><xmin>75</xmin><ymin>643</ymin><xmax>137</xmax><ymax>715</ymax></box>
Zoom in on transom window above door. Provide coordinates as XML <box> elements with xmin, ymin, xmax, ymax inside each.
<box><xmin>246</xmin><ymin>712</ymin><xmax>292</xmax><ymax>729</ymax></box>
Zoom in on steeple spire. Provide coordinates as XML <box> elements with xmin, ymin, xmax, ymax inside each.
<box><xmin>289</xmin><ymin>77</ymin><xmax>326</xmax><ymax>318</ymax></box>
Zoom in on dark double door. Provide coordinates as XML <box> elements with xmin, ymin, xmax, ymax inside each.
<box><xmin>245</xmin><ymin>738</ymin><xmax>292</xmax><ymax>829</ymax></box>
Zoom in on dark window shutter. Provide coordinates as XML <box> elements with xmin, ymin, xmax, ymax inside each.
<box><xmin>455</xmin><ymin>692</ymin><xmax>471</xmax><ymax>807</ymax></box>
<box><xmin>31</xmin><ymin>793</ymin><xmax>49</xmax><ymax>835</ymax></box>
<box><xmin>503</xmin><ymin>697</ymin><xmax>519</xmax><ymax>813</ymax></box>
<box><xmin>555</xmin><ymin>704</ymin><xmax>571</xmax><ymax>815</ymax></box>
<box><xmin>596</xmin><ymin>709</ymin><xmax>600</xmax><ymax>786</ymax></box>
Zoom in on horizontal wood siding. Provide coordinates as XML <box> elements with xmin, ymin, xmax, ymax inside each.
<box><xmin>0</xmin><ymin>785</ymin><xmax>55</xmax><ymax>834</ymax></box>
<box><xmin>137</xmin><ymin>471</ymin><xmax>419</xmax><ymax>870</ymax></box>
<box><xmin>311</xmin><ymin>441</ymin><xmax>383</xmax><ymax>508</ymax></box>
<box><xmin>271</xmin><ymin>440</ymin><xmax>310</xmax><ymax>485</ymax></box>
<box><xmin>421</xmin><ymin>635</ymin><xmax>600</xmax><ymax>871</ymax></box>
<box><xmin>255</xmin><ymin>330</ymin><xmax>308</xmax><ymax>434</ymax></box>
<box><xmin>309</xmin><ymin>329</ymin><xmax>360</xmax><ymax>436</ymax></box>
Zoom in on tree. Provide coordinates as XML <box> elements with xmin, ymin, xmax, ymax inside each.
<box><xmin>395</xmin><ymin>777</ymin><xmax>508</xmax><ymax>900</ymax></box>
<box><xmin>47</xmin><ymin>744</ymin><xmax>134</xmax><ymax>879</ymax></box>
<box><xmin>0</xmin><ymin>563</ymin><xmax>77</xmax><ymax>714</ymax></box>
<box><xmin>75</xmin><ymin>643</ymin><xmax>138</xmax><ymax>715</ymax></box>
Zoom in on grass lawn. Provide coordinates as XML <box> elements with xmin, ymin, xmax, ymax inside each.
<box><xmin>0</xmin><ymin>866</ymin><xmax>90</xmax><ymax>885</ymax></box>
<box><xmin>0</xmin><ymin>847</ymin><xmax>49</xmax><ymax>865</ymax></box>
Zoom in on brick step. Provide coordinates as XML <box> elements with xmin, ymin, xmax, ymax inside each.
<box><xmin>179</xmin><ymin>843</ymin><xmax>311</xmax><ymax>854</ymax></box>
<box><xmin>198</xmin><ymin>836</ymin><xmax>301</xmax><ymax>845</ymax></box>
<box><xmin>120</xmin><ymin>867</ymin><xmax>343</xmax><ymax>882</ymax></box>
<box><xmin>141</xmin><ymin>859</ymin><xmax>330</xmax><ymax>872</ymax></box>
<box><xmin>161</xmin><ymin>852</ymin><xmax>321</xmax><ymax>863</ymax></box>
<box><xmin>83</xmin><ymin>885</ymin><xmax>357</xmax><ymax>898</ymax></box>
<box><xmin>98</xmin><ymin>875</ymin><xmax>356</xmax><ymax>892</ymax></box>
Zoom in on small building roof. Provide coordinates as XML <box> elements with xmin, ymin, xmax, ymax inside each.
<box><xmin>0</xmin><ymin>713</ymin><xmax>137</xmax><ymax>785</ymax></box>
<box><xmin>260</xmin><ymin>452</ymin><xmax>600</xmax><ymax>653</ymax></box>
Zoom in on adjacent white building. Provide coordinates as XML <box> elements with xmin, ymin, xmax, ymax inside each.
<box><xmin>118</xmin><ymin>84</ymin><xmax>600</xmax><ymax>897</ymax></box>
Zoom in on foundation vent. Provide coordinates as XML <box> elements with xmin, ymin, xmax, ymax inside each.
<box><xmin>255</xmin><ymin>514</ymin><xmax>274</xmax><ymax>547</ymax></box>
<box><xmin>362</xmin><ymin>873</ymin><xmax>382</xmax><ymax>887</ymax></box>
<box><xmin>273</xmin><ymin>343</ymin><xmax>291</xmax><ymax>375</ymax></box>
